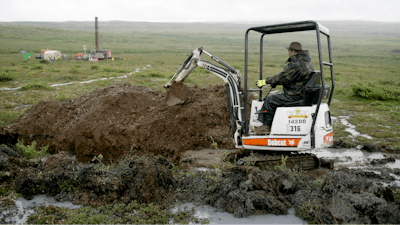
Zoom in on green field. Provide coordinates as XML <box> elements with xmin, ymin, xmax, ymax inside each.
<box><xmin>1</xmin><ymin>20</ymin><xmax>399</xmax><ymax>150</ymax></box>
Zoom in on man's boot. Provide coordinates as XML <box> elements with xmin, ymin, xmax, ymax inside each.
<box><xmin>251</xmin><ymin>124</ymin><xmax>271</xmax><ymax>134</ymax></box>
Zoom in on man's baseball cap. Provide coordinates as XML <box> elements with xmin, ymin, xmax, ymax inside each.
<box><xmin>286</xmin><ymin>42</ymin><xmax>302</xmax><ymax>51</ymax></box>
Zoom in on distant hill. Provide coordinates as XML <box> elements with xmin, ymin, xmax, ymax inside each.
<box><xmin>1</xmin><ymin>20</ymin><xmax>399</xmax><ymax>37</ymax></box>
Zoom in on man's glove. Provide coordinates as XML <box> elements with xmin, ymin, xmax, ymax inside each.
<box><xmin>256</xmin><ymin>80</ymin><xmax>267</xmax><ymax>88</ymax></box>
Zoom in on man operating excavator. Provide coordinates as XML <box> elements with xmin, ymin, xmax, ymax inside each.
<box><xmin>252</xmin><ymin>42</ymin><xmax>315</xmax><ymax>134</ymax></box>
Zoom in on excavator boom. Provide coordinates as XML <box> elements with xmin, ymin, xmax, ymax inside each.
<box><xmin>164</xmin><ymin>47</ymin><xmax>244</xmax><ymax>146</ymax></box>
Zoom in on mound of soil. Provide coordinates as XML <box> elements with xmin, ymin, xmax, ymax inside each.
<box><xmin>0</xmin><ymin>82</ymin><xmax>242</xmax><ymax>164</ymax></box>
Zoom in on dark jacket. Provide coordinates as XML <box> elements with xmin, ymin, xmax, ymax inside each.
<box><xmin>266</xmin><ymin>50</ymin><xmax>314</xmax><ymax>97</ymax></box>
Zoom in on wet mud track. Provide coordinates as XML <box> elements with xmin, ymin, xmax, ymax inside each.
<box><xmin>1</xmin><ymin>82</ymin><xmax>400</xmax><ymax>223</ymax></box>
<box><xmin>2</xmin><ymin>144</ymin><xmax>399</xmax><ymax>223</ymax></box>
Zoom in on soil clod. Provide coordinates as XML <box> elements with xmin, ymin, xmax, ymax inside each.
<box><xmin>165</xmin><ymin>81</ymin><xmax>194</xmax><ymax>106</ymax></box>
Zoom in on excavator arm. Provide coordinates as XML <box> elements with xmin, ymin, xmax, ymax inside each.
<box><xmin>165</xmin><ymin>47</ymin><xmax>244</xmax><ymax>146</ymax></box>
<box><xmin>165</xmin><ymin>47</ymin><xmax>241</xmax><ymax>87</ymax></box>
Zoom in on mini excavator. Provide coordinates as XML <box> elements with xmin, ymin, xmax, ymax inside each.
<box><xmin>165</xmin><ymin>21</ymin><xmax>335</xmax><ymax>170</ymax></box>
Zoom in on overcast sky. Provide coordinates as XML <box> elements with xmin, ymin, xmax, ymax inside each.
<box><xmin>1</xmin><ymin>0</ymin><xmax>399</xmax><ymax>22</ymax></box>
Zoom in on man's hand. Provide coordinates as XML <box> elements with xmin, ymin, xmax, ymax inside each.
<box><xmin>256</xmin><ymin>80</ymin><xmax>267</xmax><ymax>88</ymax></box>
<box><xmin>266</xmin><ymin>77</ymin><xmax>276</xmax><ymax>88</ymax></box>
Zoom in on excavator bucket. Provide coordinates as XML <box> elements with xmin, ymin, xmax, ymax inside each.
<box><xmin>165</xmin><ymin>81</ymin><xmax>194</xmax><ymax>106</ymax></box>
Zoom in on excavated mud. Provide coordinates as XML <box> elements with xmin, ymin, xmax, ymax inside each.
<box><xmin>291</xmin><ymin>170</ymin><xmax>400</xmax><ymax>224</ymax></box>
<box><xmin>0</xmin><ymin>82</ymin><xmax>239</xmax><ymax>164</ymax></box>
<box><xmin>175</xmin><ymin>166</ymin><xmax>292</xmax><ymax>218</ymax></box>
<box><xmin>2</xmin><ymin>144</ymin><xmax>400</xmax><ymax>223</ymax></box>
<box><xmin>1</xmin><ymin>146</ymin><xmax>175</xmax><ymax>207</ymax></box>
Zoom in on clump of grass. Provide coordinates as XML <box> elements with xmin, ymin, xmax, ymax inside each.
<box><xmin>54</xmin><ymin>75</ymin><xmax>77</xmax><ymax>80</ymax></box>
<box><xmin>0</xmin><ymin>183</ymin><xmax>20</xmax><ymax>207</ymax></box>
<box><xmin>351</xmin><ymin>82</ymin><xmax>400</xmax><ymax>101</ymax></box>
<box><xmin>118</xmin><ymin>69</ymin><xmax>129</xmax><ymax>73</ymax></box>
<box><xmin>274</xmin><ymin>155</ymin><xmax>305</xmax><ymax>185</ymax></box>
<box><xmin>210</xmin><ymin>136</ymin><xmax>219</xmax><ymax>149</ymax></box>
<box><xmin>102</xmin><ymin>67</ymin><xmax>116</xmax><ymax>72</ymax></box>
<box><xmin>30</xmin><ymin>64</ymin><xmax>44</xmax><ymax>70</ymax></box>
<box><xmin>91</xmin><ymin>65</ymin><xmax>99</xmax><ymax>70</ymax></box>
<box><xmin>0</xmin><ymin>111</ymin><xmax>23</xmax><ymax>126</ymax></box>
<box><xmin>334</xmin><ymin>87</ymin><xmax>349</xmax><ymax>95</ymax></box>
<box><xmin>153</xmin><ymin>60</ymin><xmax>165</xmax><ymax>65</ymax></box>
<box><xmin>0</xmin><ymin>71</ymin><xmax>16</xmax><ymax>82</ymax></box>
<box><xmin>39</xmin><ymin>59</ymin><xmax>49</xmax><ymax>64</ymax></box>
<box><xmin>21</xmin><ymin>83</ymin><xmax>50</xmax><ymax>90</ymax></box>
<box><xmin>102</xmin><ymin>67</ymin><xmax>129</xmax><ymax>73</ymax></box>
<box><xmin>135</xmin><ymin>70</ymin><xmax>164</xmax><ymax>78</ymax></box>
<box><xmin>16</xmin><ymin>140</ymin><xmax>50</xmax><ymax>159</ymax></box>
<box><xmin>379</xmin><ymin>79</ymin><xmax>400</xmax><ymax>86</ymax></box>
<box><xmin>48</xmin><ymin>67</ymin><xmax>61</xmax><ymax>72</ymax></box>
<box><xmin>1</xmin><ymin>68</ymin><xmax>17</xmax><ymax>73</ymax></box>
<box><xmin>97</xmin><ymin>71</ymin><xmax>117</xmax><ymax>78</ymax></box>
<box><xmin>57</xmin><ymin>92</ymin><xmax>68</xmax><ymax>101</ymax></box>
<box><xmin>69</xmin><ymin>67</ymin><xmax>80</xmax><ymax>74</ymax></box>
<box><xmin>27</xmin><ymin>201</ymin><xmax>207</xmax><ymax>224</ymax></box>
<box><xmin>296</xmin><ymin>199</ymin><xmax>324</xmax><ymax>224</ymax></box>
<box><xmin>25</xmin><ymin>71</ymin><xmax>39</xmax><ymax>77</ymax></box>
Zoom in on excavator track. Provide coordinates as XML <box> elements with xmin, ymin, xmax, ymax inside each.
<box><xmin>226</xmin><ymin>150</ymin><xmax>329</xmax><ymax>171</ymax></box>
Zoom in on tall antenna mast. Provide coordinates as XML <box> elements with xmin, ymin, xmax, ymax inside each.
<box><xmin>95</xmin><ymin>17</ymin><xmax>99</xmax><ymax>53</ymax></box>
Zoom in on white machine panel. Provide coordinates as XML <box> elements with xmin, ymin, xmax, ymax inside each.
<box><xmin>249</xmin><ymin>100</ymin><xmax>316</xmax><ymax>135</ymax></box>
<box><xmin>272</xmin><ymin>106</ymin><xmax>314</xmax><ymax>135</ymax></box>
<box><xmin>247</xmin><ymin>100</ymin><xmax>333</xmax><ymax>150</ymax></box>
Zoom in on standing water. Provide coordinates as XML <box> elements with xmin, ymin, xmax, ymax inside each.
<box><xmin>1</xmin><ymin>195</ymin><xmax>81</xmax><ymax>224</ymax></box>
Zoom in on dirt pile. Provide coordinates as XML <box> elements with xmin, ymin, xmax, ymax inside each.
<box><xmin>1</xmin><ymin>146</ymin><xmax>175</xmax><ymax>206</ymax></box>
<box><xmin>0</xmin><ymin>82</ymin><xmax>237</xmax><ymax>163</ymax></box>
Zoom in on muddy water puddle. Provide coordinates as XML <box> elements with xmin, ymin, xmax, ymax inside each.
<box><xmin>387</xmin><ymin>159</ymin><xmax>400</xmax><ymax>169</ymax></box>
<box><xmin>172</xmin><ymin>203</ymin><xmax>306</xmax><ymax>224</ymax></box>
<box><xmin>309</xmin><ymin>148</ymin><xmax>386</xmax><ymax>168</ymax></box>
<box><xmin>1</xmin><ymin>195</ymin><xmax>81</xmax><ymax>224</ymax></box>
<box><xmin>332</xmin><ymin>116</ymin><xmax>374</xmax><ymax>140</ymax></box>
<box><xmin>308</xmin><ymin>147</ymin><xmax>400</xmax><ymax>188</ymax></box>
<box><xmin>1</xmin><ymin>196</ymin><xmax>306</xmax><ymax>224</ymax></box>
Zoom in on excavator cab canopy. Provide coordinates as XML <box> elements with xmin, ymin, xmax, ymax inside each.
<box><xmin>243</xmin><ymin>20</ymin><xmax>335</xmax><ymax>137</ymax></box>
<box><xmin>249</xmin><ymin>21</ymin><xmax>330</xmax><ymax>35</ymax></box>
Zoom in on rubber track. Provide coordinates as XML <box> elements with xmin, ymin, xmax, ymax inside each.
<box><xmin>227</xmin><ymin>151</ymin><xmax>320</xmax><ymax>171</ymax></box>
<box><xmin>253</xmin><ymin>153</ymin><xmax>320</xmax><ymax>171</ymax></box>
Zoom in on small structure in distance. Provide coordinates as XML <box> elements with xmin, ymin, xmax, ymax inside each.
<box><xmin>43</xmin><ymin>50</ymin><xmax>61</xmax><ymax>61</ymax></box>
<box><xmin>21</xmin><ymin>50</ymin><xmax>31</xmax><ymax>59</ymax></box>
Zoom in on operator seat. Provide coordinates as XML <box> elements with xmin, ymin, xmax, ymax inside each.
<box><xmin>283</xmin><ymin>71</ymin><xmax>322</xmax><ymax>107</ymax></box>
